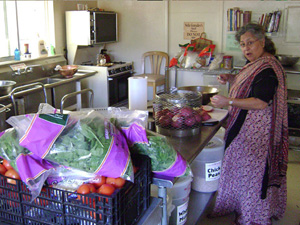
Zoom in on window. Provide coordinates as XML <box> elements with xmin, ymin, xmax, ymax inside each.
<box><xmin>0</xmin><ymin>0</ymin><xmax>54</xmax><ymax>60</ymax></box>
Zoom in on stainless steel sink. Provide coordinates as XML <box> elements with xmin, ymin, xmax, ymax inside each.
<box><xmin>35</xmin><ymin>77</ymin><xmax>64</xmax><ymax>85</ymax></box>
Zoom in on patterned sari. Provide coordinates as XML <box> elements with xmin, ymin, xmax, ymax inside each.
<box><xmin>210</xmin><ymin>56</ymin><xmax>289</xmax><ymax>225</ymax></box>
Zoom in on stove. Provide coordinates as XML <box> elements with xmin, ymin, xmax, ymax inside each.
<box><xmin>79</xmin><ymin>61</ymin><xmax>133</xmax><ymax>108</ymax></box>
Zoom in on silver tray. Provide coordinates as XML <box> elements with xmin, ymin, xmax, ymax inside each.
<box><xmin>156</xmin><ymin>125</ymin><xmax>200</xmax><ymax>137</ymax></box>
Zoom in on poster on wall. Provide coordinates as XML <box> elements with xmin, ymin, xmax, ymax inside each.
<box><xmin>285</xmin><ymin>6</ymin><xmax>300</xmax><ymax>43</ymax></box>
<box><xmin>184</xmin><ymin>22</ymin><xmax>204</xmax><ymax>40</ymax></box>
<box><xmin>225</xmin><ymin>33</ymin><xmax>240</xmax><ymax>52</ymax></box>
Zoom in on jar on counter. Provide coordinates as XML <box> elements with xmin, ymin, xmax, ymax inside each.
<box><xmin>223</xmin><ymin>55</ymin><xmax>233</xmax><ymax>70</ymax></box>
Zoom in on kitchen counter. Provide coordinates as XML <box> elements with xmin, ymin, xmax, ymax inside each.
<box><xmin>141</xmin><ymin>110</ymin><xmax>228</xmax><ymax>225</ymax></box>
<box><xmin>234</xmin><ymin>64</ymin><xmax>300</xmax><ymax>74</ymax></box>
<box><xmin>0</xmin><ymin>69</ymin><xmax>96</xmax><ymax>102</ymax></box>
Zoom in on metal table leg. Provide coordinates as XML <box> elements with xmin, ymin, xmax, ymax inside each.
<box><xmin>158</xmin><ymin>186</ymin><xmax>168</xmax><ymax>225</ymax></box>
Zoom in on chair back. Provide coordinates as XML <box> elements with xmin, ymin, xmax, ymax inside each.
<box><xmin>141</xmin><ymin>51</ymin><xmax>169</xmax><ymax>75</ymax></box>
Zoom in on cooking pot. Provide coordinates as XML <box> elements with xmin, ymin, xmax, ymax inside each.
<box><xmin>0</xmin><ymin>104</ymin><xmax>11</xmax><ymax>132</ymax></box>
<box><xmin>276</xmin><ymin>55</ymin><xmax>300</xmax><ymax>67</ymax></box>
<box><xmin>0</xmin><ymin>80</ymin><xmax>16</xmax><ymax>96</ymax></box>
<box><xmin>177</xmin><ymin>86</ymin><xmax>219</xmax><ymax>105</ymax></box>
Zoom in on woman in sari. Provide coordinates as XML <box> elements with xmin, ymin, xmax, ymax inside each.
<box><xmin>209</xmin><ymin>23</ymin><xmax>289</xmax><ymax>225</ymax></box>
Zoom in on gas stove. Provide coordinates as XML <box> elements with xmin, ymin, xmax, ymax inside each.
<box><xmin>80</xmin><ymin>61</ymin><xmax>133</xmax><ymax>76</ymax></box>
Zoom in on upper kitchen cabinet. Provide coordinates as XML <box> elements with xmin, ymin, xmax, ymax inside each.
<box><xmin>65</xmin><ymin>11</ymin><xmax>118</xmax><ymax>46</ymax></box>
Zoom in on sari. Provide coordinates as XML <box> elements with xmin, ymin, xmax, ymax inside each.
<box><xmin>210</xmin><ymin>56</ymin><xmax>289</xmax><ymax>225</ymax></box>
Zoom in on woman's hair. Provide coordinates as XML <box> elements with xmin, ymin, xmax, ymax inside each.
<box><xmin>235</xmin><ymin>23</ymin><xmax>276</xmax><ymax>55</ymax></box>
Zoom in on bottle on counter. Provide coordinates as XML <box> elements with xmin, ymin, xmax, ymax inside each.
<box><xmin>14</xmin><ymin>48</ymin><xmax>20</xmax><ymax>60</ymax></box>
<box><xmin>223</xmin><ymin>55</ymin><xmax>233</xmax><ymax>70</ymax></box>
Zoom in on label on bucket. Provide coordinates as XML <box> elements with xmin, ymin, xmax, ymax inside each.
<box><xmin>176</xmin><ymin>200</ymin><xmax>189</xmax><ymax>225</ymax></box>
<box><xmin>205</xmin><ymin>160</ymin><xmax>222</xmax><ymax>181</ymax></box>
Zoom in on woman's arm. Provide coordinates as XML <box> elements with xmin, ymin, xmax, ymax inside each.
<box><xmin>217</xmin><ymin>73</ymin><xmax>235</xmax><ymax>85</ymax></box>
<box><xmin>210</xmin><ymin>95</ymin><xmax>268</xmax><ymax>110</ymax></box>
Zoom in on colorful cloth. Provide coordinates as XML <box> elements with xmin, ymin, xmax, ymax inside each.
<box><xmin>211</xmin><ymin>56</ymin><xmax>288</xmax><ymax>224</ymax></box>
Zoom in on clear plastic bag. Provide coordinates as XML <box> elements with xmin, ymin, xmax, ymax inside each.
<box><xmin>5</xmin><ymin>104</ymin><xmax>134</xmax><ymax>200</ymax></box>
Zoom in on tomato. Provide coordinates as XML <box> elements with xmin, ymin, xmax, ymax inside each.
<box><xmin>91</xmin><ymin>175</ymin><xmax>106</xmax><ymax>188</ymax></box>
<box><xmin>77</xmin><ymin>184</ymin><xmax>91</xmax><ymax>195</ymax></box>
<box><xmin>5</xmin><ymin>169</ymin><xmax>20</xmax><ymax>185</ymax></box>
<box><xmin>98</xmin><ymin>184</ymin><xmax>115</xmax><ymax>196</ymax></box>
<box><xmin>87</xmin><ymin>183</ymin><xmax>96</xmax><ymax>193</ymax></box>
<box><xmin>106</xmin><ymin>177</ymin><xmax>126</xmax><ymax>189</ymax></box>
<box><xmin>3</xmin><ymin>159</ymin><xmax>13</xmax><ymax>170</ymax></box>
<box><xmin>0</xmin><ymin>164</ymin><xmax>7</xmax><ymax>175</ymax></box>
<box><xmin>133</xmin><ymin>166</ymin><xmax>139</xmax><ymax>174</ymax></box>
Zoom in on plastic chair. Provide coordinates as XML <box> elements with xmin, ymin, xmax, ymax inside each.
<box><xmin>135</xmin><ymin>51</ymin><xmax>169</xmax><ymax>100</ymax></box>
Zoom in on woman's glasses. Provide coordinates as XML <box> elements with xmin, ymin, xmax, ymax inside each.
<box><xmin>239</xmin><ymin>39</ymin><xmax>259</xmax><ymax>48</ymax></box>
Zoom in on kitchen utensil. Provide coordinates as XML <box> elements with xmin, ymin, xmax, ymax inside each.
<box><xmin>0</xmin><ymin>80</ymin><xmax>16</xmax><ymax>96</ymax></box>
<box><xmin>154</xmin><ymin>90</ymin><xmax>202</xmax><ymax>137</ymax></box>
<box><xmin>276</xmin><ymin>54</ymin><xmax>300</xmax><ymax>67</ymax></box>
<box><xmin>58</xmin><ymin>65</ymin><xmax>78</xmax><ymax>78</ymax></box>
<box><xmin>177</xmin><ymin>86</ymin><xmax>219</xmax><ymax>105</ymax></box>
<box><xmin>0</xmin><ymin>104</ymin><xmax>11</xmax><ymax>131</ymax></box>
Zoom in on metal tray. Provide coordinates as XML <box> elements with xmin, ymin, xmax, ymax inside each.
<box><xmin>156</xmin><ymin>125</ymin><xmax>200</xmax><ymax>137</ymax></box>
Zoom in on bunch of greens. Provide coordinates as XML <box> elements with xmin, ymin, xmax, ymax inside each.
<box><xmin>131</xmin><ymin>135</ymin><xmax>190</xmax><ymax>176</ymax></box>
<box><xmin>0</xmin><ymin>128</ymin><xmax>30</xmax><ymax>170</ymax></box>
<box><xmin>47</xmin><ymin>116</ymin><xmax>117</xmax><ymax>174</ymax></box>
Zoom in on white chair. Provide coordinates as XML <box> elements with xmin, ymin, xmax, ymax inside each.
<box><xmin>135</xmin><ymin>51</ymin><xmax>169</xmax><ymax>100</ymax></box>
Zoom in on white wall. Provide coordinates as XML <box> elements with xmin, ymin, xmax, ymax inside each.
<box><xmin>97</xmin><ymin>1</ymin><xmax>168</xmax><ymax>74</ymax></box>
<box><xmin>95</xmin><ymin>0</ymin><xmax>300</xmax><ymax>73</ymax></box>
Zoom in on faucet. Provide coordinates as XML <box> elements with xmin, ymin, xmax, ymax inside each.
<box><xmin>12</xmin><ymin>64</ymin><xmax>45</xmax><ymax>76</ymax></box>
<box><xmin>24</xmin><ymin>65</ymin><xmax>45</xmax><ymax>73</ymax></box>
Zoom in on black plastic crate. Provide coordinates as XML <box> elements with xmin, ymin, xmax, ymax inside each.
<box><xmin>0</xmin><ymin>154</ymin><xmax>151</xmax><ymax>225</ymax></box>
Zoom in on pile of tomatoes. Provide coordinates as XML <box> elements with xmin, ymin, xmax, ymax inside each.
<box><xmin>77</xmin><ymin>175</ymin><xmax>126</xmax><ymax>197</ymax></box>
<box><xmin>0</xmin><ymin>159</ymin><xmax>21</xmax><ymax>185</ymax></box>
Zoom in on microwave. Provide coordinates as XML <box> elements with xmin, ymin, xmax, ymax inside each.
<box><xmin>66</xmin><ymin>11</ymin><xmax>118</xmax><ymax>46</ymax></box>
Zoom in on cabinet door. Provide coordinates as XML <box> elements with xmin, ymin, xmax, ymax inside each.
<box><xmin>66</xmin><ymin>11</ymin><xmax>91</xmax><ymax>45</ymax></box>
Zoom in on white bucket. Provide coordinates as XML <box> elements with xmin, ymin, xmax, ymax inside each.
<box><xmin>168</xmin><ymin>175</ymin><xmax>193</xmax><ymax>200</ymax></box>
<box><xmin>169</xmin><ymin>196</ymin><xmax>189</xmax><ymax>225</ymax></box>
<box><xmin>191</xmin><ymin>136</ymin><xmax>225</xmax><ymax>192</ymax></box>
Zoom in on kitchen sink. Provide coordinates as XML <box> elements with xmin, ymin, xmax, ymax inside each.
<box><xmin>35</xmin><ymin>77</ymin><xmax>64</xmax><ymax>85</ymax></box>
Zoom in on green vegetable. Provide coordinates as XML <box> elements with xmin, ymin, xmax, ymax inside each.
<box><xmin>0</xmin><ymin>128</ymin><xmax>30</xmax><ymax>170</ymax></box>
<box><xmin>46</xmin><ymin>115</ymin><xmax>131</xmax><ymax>177</ymax></box>
<box><xmin>131</xmin><ymin>135</ymin><xmax>191</xmax><ymax>176</ymax></box>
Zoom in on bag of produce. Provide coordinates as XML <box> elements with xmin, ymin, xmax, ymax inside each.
<box><xmin>90</xmin><ymin>107</ymin><xmax>192</xmax><ymax>178</ymax></box>
<box><xmin>131</xmin><ymin>135</ymin><xmax>192</xmax><ymax>178</ymax></box>
<box><xmin>6</xmin><ymin>109</ymin><xmax>134</xmax><ymax>187</ymax></box>
<box><xmin>0</xmin><ymin>128</ymin><xmax>57</xmax><ymax>199</ymax></box>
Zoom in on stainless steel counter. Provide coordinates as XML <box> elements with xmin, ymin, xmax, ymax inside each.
<box><xmin>0</xmin><ymin>69</ymin><xmax>96</xmax><ymax>102</ymax></box>
<box><xmin>234</xmin><ymin>64</ymin><xmax>300</xmax><ymax>75</ymax></box>
<box><xmin>147</xmin><ymin>114</ymin><xmax>228</xmax><ymax>225</ymax></box>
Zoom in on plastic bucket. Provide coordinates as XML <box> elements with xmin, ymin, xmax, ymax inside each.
<box><xmin>169</xmin><ymin>196</ymin><xmax>189</xmax><ymax>225</ymax></box>
<box><xmin>168</xmin><ymin>175</ymin><xmax>193</xmax><ymax>200</ymax></box>
<box><xmin>191</xmin><ymin>136</ymin><xmax>225</xmax><ymax>192</ymax></box>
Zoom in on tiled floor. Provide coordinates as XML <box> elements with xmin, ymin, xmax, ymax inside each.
<box><xmin>198</xmin><ymin>149</ymin><xmax>300</xmax><ymax>225</ymax></box>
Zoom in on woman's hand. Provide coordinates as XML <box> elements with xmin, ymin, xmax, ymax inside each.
<box><xmin>217</xmin><ymin>74</ymin><xmax>231</xmax><ymax>85</ymax></box>
<box><xmin>210</xmin><ymin>95</ymin><xmax>230</xmax><ymax>108</ymax></box>
<box><xmin>211</xmin><ymin>95</ymin><xmax>269</xmax><ymax>110</ymax></box>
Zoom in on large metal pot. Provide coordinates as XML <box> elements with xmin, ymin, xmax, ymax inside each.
<box><xmin>0</xmin><ymin>80</ymin><xmax>16</xmax><ymax>96</ymax></box>
<box><xmin>177</xmin><ymin>86</ymin><xmax>219</xmax><ymax>105</ymax></box>
<box><xmin>0</xmin><ymin>104</ymin><xmax>11</xmax><ymax>131</ymax></box>
<box><xmin>276</xmin><ymin>55</ymin><xmax>300</xmax><ymax>67</ymax></box>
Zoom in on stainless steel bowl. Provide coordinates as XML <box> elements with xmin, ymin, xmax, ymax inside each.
<box><xmin>276</xmin><ymin>55</ymin><xmax>300</xmax><ymax>67</ymax></box>
<box><xmin>0</xmin><ymin>80</ymin><xmax>16</xmax><ymax>96</ymax></box>
<box><xmin>177</xmin><ymin>86</ymin><xmax>219</xmax><ymax>105</ymax></box>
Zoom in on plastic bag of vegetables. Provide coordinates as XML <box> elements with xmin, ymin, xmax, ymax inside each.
<box><xmin>89</xmin><ymin>107</ymin><xmax>192</xmax><ymax>178</ymax></box>
<box><xmin>6</xmin><ymin>109</ymin><xmax>134</xmax><ymax>182</ymax></box>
